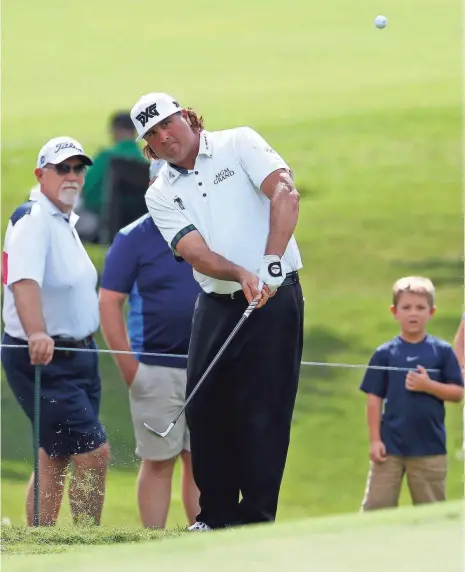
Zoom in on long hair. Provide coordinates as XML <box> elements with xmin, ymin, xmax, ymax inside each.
<box><xmin>143</xmin><ymin>108</ymin><xmax>204</xmax><ymax>161</ymax></box>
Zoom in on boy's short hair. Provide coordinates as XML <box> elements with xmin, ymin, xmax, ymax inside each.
<box><xmin>392</xmin><ymin>276</ymin><xmax>435</xmax><ymax>307</ymax></box>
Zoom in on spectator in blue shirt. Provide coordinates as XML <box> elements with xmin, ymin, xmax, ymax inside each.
<box><xmin>360</xmin><ymin>276</ymin><xmax>463</xmax><ymax>511</ymax></box>
<box><xmin>99</xmin><ymin>213</ymin><xmax>200</xmax><ymax>528</ymax></box>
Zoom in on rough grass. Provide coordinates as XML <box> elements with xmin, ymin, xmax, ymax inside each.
<box><xmin>1</xmin><ymin>523</ymin><xmax>185</xmax><ymax>555</ymax></box>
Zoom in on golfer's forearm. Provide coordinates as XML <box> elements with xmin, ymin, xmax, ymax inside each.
<box><xmin>265</xmin><ymin>182</ymin><xmax>299</xmax><ymax>257</ymax></box>
<box><xmin>12</xmin><ymin>280</ymin><xmax>46</xmax><ymax>336</ymax></box>
<box><xmin>366</xmin><ymin>395</ymin><xmax>383</xmax><ymax>442</ymax></box>
<box><xmin>189</xmin><ymin>251</ymin><xmax>244</xmax><ymax>283</ymax></box>
<box><xmin>425</xmin><ymin>381</ymin><xmax>464</xmax><ymax>403</ymax></box>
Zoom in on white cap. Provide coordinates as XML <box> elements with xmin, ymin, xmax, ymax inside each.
<box><xmin>36</xmin><ymin>136</ymin><xmax>93</xmax><ymax>169</ymax></box>
<box><xmin>130</xmin><ymin>93</ymin><xmax>183</xmax><ymax>141</ymax></box>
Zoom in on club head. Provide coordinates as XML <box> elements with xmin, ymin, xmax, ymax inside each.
<box><xmin>143</xmin><ymin>421</ymin><xmax>175</xmax><ymax>438</ymax></box>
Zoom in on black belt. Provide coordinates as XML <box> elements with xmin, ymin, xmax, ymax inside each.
<box><xmin>4</xmin><ymin>333</ymin><xmax>94</xmax><ymax>349</ymax></box>
<box><xmin>51</xmin><ymin>335</ymin><xmax>94</xmax><ymax>349</ymax></box>
<box><xmin>207</xmin><ymin>271</ymin><xmax>299</xmax><ymax>300</ymax></box>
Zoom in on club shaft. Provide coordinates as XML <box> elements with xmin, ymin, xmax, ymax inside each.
<box><xmin>172</xmin><ymin>297</ymin><xmax>259</xmax><ymax>424</ymax></box>
<box><xmin>33</xmin><ymin>365</ymin><xmax>42</xmax><ymax>527</ymax></box>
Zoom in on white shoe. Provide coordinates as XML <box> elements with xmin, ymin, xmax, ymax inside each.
<box><xmin>188</xmin><ymin>521</ymin><xmax>212</xmax><ymax>531</ymax></box>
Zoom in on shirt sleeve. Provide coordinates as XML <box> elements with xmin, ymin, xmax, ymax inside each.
<box><xmin>359</xmin><ymin>348</ymin><xmax>389</xmax><ymax>398</ymax></box>
<box><xmin>234</xmin><ymin>126</ymin><xmax>291</xmax><ymax>189</ymax></box>
<box><xmin>100</xmin><ymin>232</ymin><xmax>138</xmax><ymax>294</ymax></box>
<box><xmin>441</xmin><ymin>345</ymin><xmax>464</xmax><ymax>386</ymax></box>
<box><xmin>6</xmin><ymin>210</ymin><xmax>48</xmax><ymax>288</ymax></box>
<box><xmin>145</xmin><ymin>185</ymin><xmax>197</xmax><ymax>259</ymax></box>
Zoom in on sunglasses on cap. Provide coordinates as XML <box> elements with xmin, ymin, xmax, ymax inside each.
<box><xmin>45</xmin><ymin>163</ymin><xmax>87</xmax><ymax>176</ymax></box>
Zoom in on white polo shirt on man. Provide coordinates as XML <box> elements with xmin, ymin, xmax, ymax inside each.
<box><xmin>2</xmin><ymin>192</ymin><xmax>99</xmax><ymax>340</ymax></box>
<box><xmin>145</xmin><ymin>128</ymin><xmax>303</xmax><ymax>294</ymax></box>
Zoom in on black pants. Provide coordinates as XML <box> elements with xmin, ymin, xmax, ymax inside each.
<box><xmin>186</xmin><ymin>281</ymin><xmax>304</xmax><ymax>528</ymax></box>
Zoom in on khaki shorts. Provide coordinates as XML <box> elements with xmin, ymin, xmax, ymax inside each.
<box><xmin>361</xmin><ymin>454</ymin><xmax>447</xmax><ymax>511</ymax></box>
<box><xmin>129</xmin><ymin>363</ymin><xmax>190</xmax><ymax>461</ymax></box>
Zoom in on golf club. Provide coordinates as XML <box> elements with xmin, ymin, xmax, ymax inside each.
<box><xmin>144</xmin><ymin>293</ymin><xmax>261</xmax><ymax>438</ymax></box>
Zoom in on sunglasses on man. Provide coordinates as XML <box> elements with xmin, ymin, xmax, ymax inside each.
<box><xmin>45</xmin><ymin>163</ymin><xmax>87</xmax><ymax>176</ymax></box>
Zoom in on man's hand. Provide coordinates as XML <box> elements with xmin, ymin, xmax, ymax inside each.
<box><xmin>258</xmin><ymin>255</ymin><xmax>286</xmax><ymax>293</ymax></box>
<box><xmin>370</xmin><ymin>440</ymin><xmax>387</xmax><ymax>464</ymax></box>
<box><xmin>28</xmin><ymin>332</ymin><xmax>54</xmax><ymax>365</ymax></box>
<box><xmin>405</xmin><ymin>365</ymin><xmax>431</xmax><ymax>393</ymax></box>
<box><xmin>238</xmin><ymin>270</ymin><xmax>272</xmax><ymax>308</ymax></box>
<box><xmin>117</xmin><ymin>356</ymin><xmax>140</xmax><ymax>388</ymax></box>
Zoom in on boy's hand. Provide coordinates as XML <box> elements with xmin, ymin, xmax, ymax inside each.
<box><xmin>370</xmin><ymin>440</ymin><xmax>387</xmax><ymax>464</ymax></box>
<box><xmin>405</xmin><ymin>365</ymin><xmax>431</xmax><ymax>393</ymax></box>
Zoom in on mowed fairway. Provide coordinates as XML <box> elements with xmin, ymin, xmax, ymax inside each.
<box><xmin>2</xmin><ymin>501</ymin><xmax>463</xmax><ymax>571</ymax></box>
<box><xmin>1</xmin><ymin>0</ymin><xmax>462</xmax><ymax>542</ymax></box>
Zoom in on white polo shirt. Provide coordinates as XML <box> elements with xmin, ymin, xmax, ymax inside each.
<box><xmin>2</xmin><ymin>192</ymin><xmax>99</xmax><ymax>340</ymax></box>
<box><xmin>145</xmin><ymin>128</ymin><xmax>303</xmax><ymax>294</ymax></box>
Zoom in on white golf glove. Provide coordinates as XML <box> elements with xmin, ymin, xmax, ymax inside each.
<box><xmin>257</xmin><ymin>255</ymin><xmax>285</xmax><ymax>293</ymax></box>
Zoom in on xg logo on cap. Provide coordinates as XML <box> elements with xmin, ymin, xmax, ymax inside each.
<box><xmin>136</xmin><ymin>103</ymin><xmax>160</xmax><ymax>128</ymax></box>
<box><xmin>268</xmin><ymin>262</ymin><xmax>282</xmax><ymax>277</ymax></box>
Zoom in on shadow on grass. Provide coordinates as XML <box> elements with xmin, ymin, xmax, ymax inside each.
<box><xmin>295</xmin><ymin>184</ymin><xmax>319</xmax><ymax>200</ymax></box>
<box><xmin>428</xmin><ymin>315</ymin><xmax>463</xmax><ymax>341</ymax></box>
<box><xmin>1</xmin><ymin>463</ymin><xmax>31</xmax><ymax>481</ymax></box>
<box><xmin>390</xmin><ymin>257</ymin><xmax>463</xmax><ymax>288</ymax></box>
<box><xmin>295</xmin><ymin>326</ymin><xmax>370</xmax><ymax>419</ymax></box>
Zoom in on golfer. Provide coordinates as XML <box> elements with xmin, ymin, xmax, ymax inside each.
<box><xmin>130</xmin><ymin>92</ymin><xmax>304</xmax><ymax>530</ymax></box>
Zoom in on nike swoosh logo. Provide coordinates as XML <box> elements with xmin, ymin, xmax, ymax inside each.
<box><xmin>406</xmin><ymin>356</ymin><xmax>419</xmax><ymax>362</ymax></box>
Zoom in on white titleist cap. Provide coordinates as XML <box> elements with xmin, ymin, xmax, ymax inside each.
<box><xmin>36</xmin><ymin>136</ymin><xmax>93</xmax><ymax>169</ymax></box>
<box><xmin>130</xmin><ymin>92</ymin><xmax>183</xmax><ymax>141</ymax></box>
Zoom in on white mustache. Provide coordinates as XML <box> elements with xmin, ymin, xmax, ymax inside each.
<box><xmin>60</xmin><ymin>182</ymin><xmax>80</xmax><ymax>191</ymax></box>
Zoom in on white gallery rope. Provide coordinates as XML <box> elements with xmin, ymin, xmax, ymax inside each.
<box><xmin>0</xmin><ymin>343</ymin><xmax>441</xmax><ymax>373</ymax></box>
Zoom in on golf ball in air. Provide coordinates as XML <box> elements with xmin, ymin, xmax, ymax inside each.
<box><xmin>374</xmin><ymin>15</ymin><xmax>387</xmax><ymax>29</ymax></box>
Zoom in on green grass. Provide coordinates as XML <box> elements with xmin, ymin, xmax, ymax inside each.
<box><xmin>2</xmin><ymin>501</ymin><xmax>463</xmax><ymax>570</ymax></box>
<box><xmin>1</xmin><ymin>0</ymin><xmax>463</xmax><ymax>536</ymax></box>
<box><xmin>1</xmin><ymin>523</ymin><xmax>182</xmax><ymax>555</ymax></box>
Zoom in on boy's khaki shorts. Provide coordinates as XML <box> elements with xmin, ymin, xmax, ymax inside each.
<box><xmin>129</xmin><ymin>363</ymin><xmax>190</xmax><ymax>461</ymax></box>
<box><xmin>361</xmin><ymin>454</ymin><xmax>447</xmax><ymax>511</ymax></box>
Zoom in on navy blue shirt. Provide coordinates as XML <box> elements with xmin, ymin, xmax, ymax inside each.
<box><xmin>100</xmin><ymin>214</ymin><xmax>200</xmax><ymax>368</ymax></box>
<box><xmin>360</xmin><ymin>335</ymin><xmax>463</xmax><ymax>456</ymax></box>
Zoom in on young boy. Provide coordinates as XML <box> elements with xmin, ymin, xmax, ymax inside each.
<box><xmin>360</xmin><ymin>276</ymin><xmax>464</xmax><ymax>511</ymax></box>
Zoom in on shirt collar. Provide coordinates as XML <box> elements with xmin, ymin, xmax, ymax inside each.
<box><xmin>165</xmin><ymin>131</ymin><xmax>213</xmax><ymax>185</ymax></box>
<box><xmin>166</xmin><ymin>165</ymin><xmax>183</xmax><ymax>184</ymax></box>
<box><xmin>34</xmin><ymin>190</ymin><xmax>79</xmax><ymax>226</ymax></box>
<box><xmin>198</xmin><ymin>131</ymin><xmax>213</xmax><ymax>157</ymax></box>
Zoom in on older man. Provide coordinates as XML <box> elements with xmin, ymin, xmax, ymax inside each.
<box><xmin>2</xmin><ymin>136</ymin><xmax>110</xmax><ymax>526</ymax></box>
<box><xmin>130</xmin><ymin>93</ymin><xmax>304</xmax><ymax>531</ymax></box>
